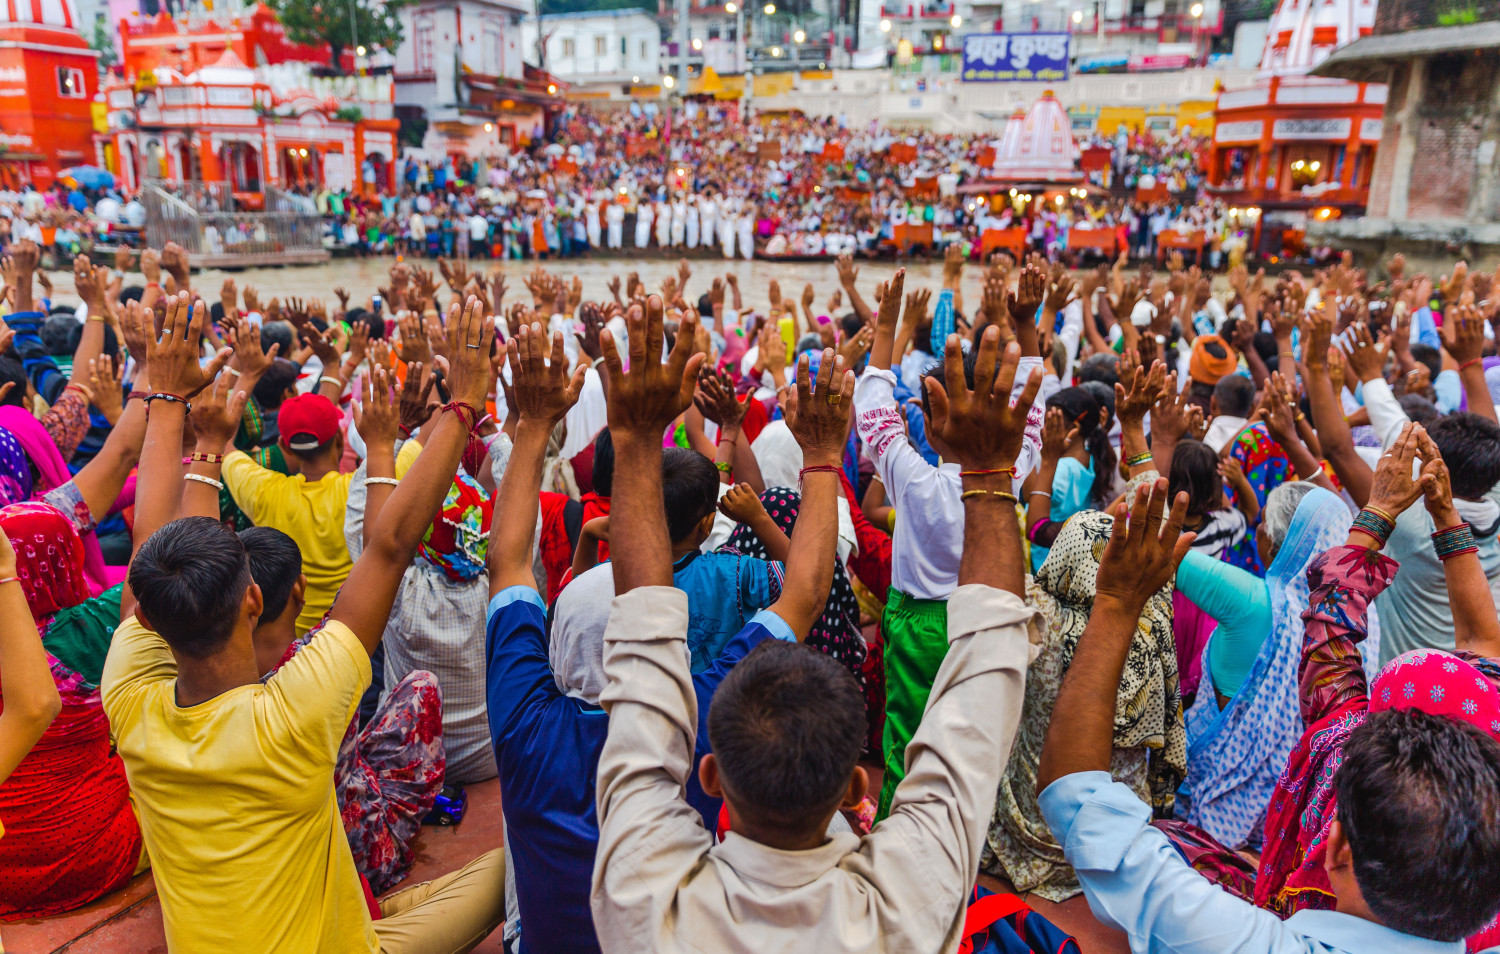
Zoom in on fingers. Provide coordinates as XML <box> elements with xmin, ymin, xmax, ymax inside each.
<box><xmin>198</xmin><ymin>347</ymin><xmax>233</xmax><ymax>392</ymax></box>
<box><xmin>1142</xmin><ymin>477</ymin><xmax>1168</xmax><ymax>547</ymax></box>
<box><xmin>941</xmin><ymin>332</ymin><xmax>967</xmax><ymax>406</ymax></box>
<box><xmin>1127</xmin><ymin>479</ymin><xmax>1152</xmax><ymax>547</ymax></box>
<box><xmin>972</xmin><ymin>326</ymin><xmax>999</xmax><ymax>399</ymax></box>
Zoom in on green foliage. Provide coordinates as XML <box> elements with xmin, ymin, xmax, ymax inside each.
<box><xmin>90</xmin><ymin>14</ymin><xmax>118</xmax><ymax>72</ymax></box>
<box><xmin>1437</xmin><ymin>6</ymin><xmax>1480</xmax><ymax>24</ymax></box>
<box><xmin>266</xmin><ymin>0</ymin><xmax>415</xmax><ymax>66</ymax></box>
<box><xmin>335</xmin><ymin>105</ymin><xmax>364</xmax><ymax>121</ymax></box>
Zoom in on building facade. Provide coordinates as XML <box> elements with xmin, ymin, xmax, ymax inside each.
<box><xmin>521</xmin><ymin>9</ymin><xmax>661</xmax><ymax>88</ymax></box>
<box><xmin>0</xmin><ymin>0</ymin><xmax>100</xmax><ymax>187</ymax></box>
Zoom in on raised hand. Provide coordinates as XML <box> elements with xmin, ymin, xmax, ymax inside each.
<box><xmin>694</xmin><ymin>366</ymin><xmax>748</xmax><ymax>428</ymax></box>
<box><xmin>1116</xmin><ymin>355</ymin><xmax>1166</xmax><ymax>429</ymax></box>
<box><xmin>1342</xmin><ymin>322</ymin><xmax>1389</xmax><ymax>383</ymax></box>
<box><xmin>333</xmin><ymin>286</ymin><xmax>351</xmax><ymax>312</ymax></box>
<box><xmin>717</xmin><ymin>482</ymin><xmax>769</xmax><ymax>525</ymax></box>
<box><xmin>88</xmin><ymin>356</ymin><xmax>124</xmax><ymax>425</ymax></box>
<box><xmin>835</xmin><ymin>252</ymin><xmax>859</xmax><ymax>288</ymax></box>
<box><xmin>574</xmin><ymin>301</ymin><xmax>607</xmax><ymax>362</ymax></box>
<box><xmin>782</xmin><ymin>348</ymin><xmax>854</xmax><ymax>467</ymax></box>
<box><xmin>227</xmin><ymin>317</ymin><xmax>280</xmax><ymax>383</ymax></box>
<box><xmin>506</xmin><ymin>320</ymin><xmax>588</xmax><ymax>429</ymax></box>
<box><xmin>1040</xmin><ymin>407</ymin><xmax>1078</xmax><ymax>463</ymax></box>
<box><xmin>1364</xmin><ymin>422</ymin><xmax>1434</xmax><ymax>525</ymax></box>
<box><xmin>924</xmin><ymin>326</ymin><xmax>1043</xmax><ymax>471</ymax></box>
<box><xmin>1045</xmin><ymin>273</ymin><xmax>1077</xmax><ymax>313</ymax></box>
<box><xmin>1010</xmin><ymin>262</ymin><xmax>1046</xmax><ymax>324</ymax></box>
<box><xmin>146</xmin><ymin>293</ymin><xmax>232</xmax><ymax>399</ymax></box>
<box><xmin>397</xmin><ymin>311</ymin><xmax>434</xmax><ymax>367</ymax></box>
<box><xmin>398</xmin><ymin>361</ymin><xmax>436</xmax><ymax>434</ymax></box>
<box><xmin>354</xmin><ymin>365</ymin><xmax>402</xmax><ymax>450</ymax></box>
<box><xmin>160</xmin><ymin>242</ymin><xmax>190</xmax><ymax>288</ymax></box>
<box><xmin>600</xmin><ymin>294</ymin><xmax>706</xmax><ymax>438</ymax></box>
<box><xmin>189</xmin><ymin>369</ymin><xmax>250</xmax><ymax>450</ymax></box>
<box><xmin>1441</xmin><ymin>301</ymin><xmax>1487</xmax><ymax>366</ymax></box>
<box><xmin>443</xmin><ymin>296</ymin><xmax>496</xmax><ymax>412</ymax></box>
<box><xmin>1095</xmin><ymin>480</ymin><xmax>1194</xmax><ymax>611</ymax></box>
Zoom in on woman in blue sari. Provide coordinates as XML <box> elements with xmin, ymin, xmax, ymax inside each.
<box><xmin>1171</xmin><ymin>481</ymin><xmax>1352</xmax><ymax>849</ymax></box>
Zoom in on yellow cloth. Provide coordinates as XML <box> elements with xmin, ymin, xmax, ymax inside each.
<box><xmin>223</xmin><ymin>443</ymin><xmax>421</xmax><ymax>634</ymax></box>
<box><xmin>101</xmin><ymin>617</ymin><xmax>377</xmax><ymax>954</ymax></box>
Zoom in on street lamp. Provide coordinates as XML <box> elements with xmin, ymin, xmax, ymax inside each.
<box><xmin>356</xmin><ymin>44</ymin><xmax>366</xmax><ymax>56</ymax></box>
<box><xmin>692</xmin><ymin>37</ymin><xmax>703</xmax><ymax>49</ymax></box>
<box><xmin>763</xmin><ymin>2</ymin><xmax>774</xmax><ymax>12</ymax></box>
<box><xmin>950</xmin><ymin>13</ymin><xmax>961</xmax><ymax>27</ymax></box>
<box><xmin>1190</xmin><ymin>2</ymin><xmax>1203</xmax><ymax>15</ymax></box>
<box><xmin>725</xmin><ymin>1</ymin><xmax>736</xmax><ymax>9</ymax></box>
<box><xmin>770</xmin><ymin>45</ymin><xmax>782</xmax><ymax>56</ymax></box>
<box><xmin>663</xmin><ymin>74</ymin><xmax>676</xmax><ymax>88</ymax></box>
<box><xmin>1071</xmin><ymin>9</ymin><xmax>1082</xmax><ymax>23</ymax></box>
<box><xmin>793</xmin><ymin>28</ymin><xmax>805</xmax><ymax>42</ymax></box>
<box><xmin>879</xmin><ymin>17</ymin><xmax>891</xmax><ymax>31</ymax></box>
<box><xmin>1190</xmin><ymin>2</ymin><xmax>1204</xmax><ymax>63</ymax></box>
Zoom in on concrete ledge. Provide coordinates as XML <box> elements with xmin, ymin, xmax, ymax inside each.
<box><xmin>1309</xmin><ymin>217</ymin><xmax>1500</xmax><ymax>271</ymax></box>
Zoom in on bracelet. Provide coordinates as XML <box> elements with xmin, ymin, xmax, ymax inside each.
<box><xmin>1351</xmin><ymin>508</ymin><xmax>1396</xmax><ymax>546</ymax></box>
<box><xmin>0</xmin><ymin>576</ymin><xmax>18</xmax><ymax>586</ymax></box>
<box><xmin>1433</xmin><ymin>522</ymin><xmax>1479</xmax><ymax>560</ymax></box>
<box><xmin>365</xmin><ymin>476</ymin><xmax>401</xmax><ymax>487</ymax></box>
<box><xmin>443</xmin><ymin>401</ymin><xmax>481</xmax><ymax>433</ymax></box>
<box><xmin>1125</xmin><ymin>451</ymin><xmax>1153</xmax><ymax>467</ymax></box>
<box><xmin>182</xmin><ymin>452</ymin><xmax>226</xmax><ymax>465</ymax></box>
<box><xmin>715</xmin><ymin>461</ymin><xmax>733</xmax><ymax>473</ymax></box>
<box><xmin>1460</xmin><ymin>357</ymin><xmax>1483</xmax><ymax>372</ymax></box>
<box><xmin>961</xmin><ymin>489</ymin><xmax>1019</xmax><ymax>503</ymax></box>
<box><xmin>1364</xmin><ymin>505</ymin><xmax>1398</xmax><ymax>526</ymax></box>
<box><xmin>1027</xmin><ymin>516</ymin><xmax>1053</xmax><ymax>542</ymax></box>
<box><xmin>143</xmin><ymin>392</ymin><xmax>191</xmax><ymax>413</ymax></box>
<box><xmin>225</xmin><ymin>367</ymin><xmax>241</xmax><ymax>377</ymax></box>
<box><xmin>127</xmin><ymin>390</ymin><xmax>148</xmax><ymax>401</ymax></box>
<box><xmin>959</xmin><ymin>467</ymin><xmax>1018</xmax><ymax>478</ymax></box>
<box><xmin>64</xmin><ymin>383</ymin><xmax>94</xmax><ymax>400</ymax></box>
<box><xmin>799</xmin><ymin>464</ymin><xmax>843</xmax><ymax>480</ymax></box>
<box><xmin>1028</xmin><ymin>490</ymin><xmax>1052</xmax><ymax>499</ymax></box>
<box><xmin>591</xmin><ymin>355</ymin><xmax>606</xmax><ymax>368</ymax></box>
<box><xmin>183</xmin><ymin>473</ymin><xmax>224</xmax><ymax>491</ymax></box>
<box><xmin>320</xmin><ymin>375</ymin><xmax>345</xmax><ymax>389</ymax></box>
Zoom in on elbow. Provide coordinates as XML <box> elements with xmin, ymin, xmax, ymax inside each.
<box><xmin>14</xmin><ymin>685</ymin><xmax>62</xmax><ymax>731</ymax></box>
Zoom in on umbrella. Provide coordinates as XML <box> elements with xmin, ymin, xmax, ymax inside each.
<box><xmin>58</xmin><ymin>165</ymin><xmax>115</xmax><ymax>190</ymax></box>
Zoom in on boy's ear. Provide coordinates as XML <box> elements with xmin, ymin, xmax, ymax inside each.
<box><xmin>698</xmin><ymin>753</ymin><xmax>724</xmax><ymax>799</ymax></box>
<box><xmin>695</xmin><ymin>510</ymin><xmax>717</xmax><ymax>541</ymax></box>
<box><xmin>839</xmin><ymin>765</ymin><xmax>869</xmax><ymax>811</ymax></box>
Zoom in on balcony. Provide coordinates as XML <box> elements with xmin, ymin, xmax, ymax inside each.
<box><xmin>880</xmin><ymin>1</ymin><xmax>954</xmax><ymax>19</ymax></box>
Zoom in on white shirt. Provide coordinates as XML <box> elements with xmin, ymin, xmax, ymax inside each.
<box><xmin>852</xmin><ymin>362</ymin><xmax>1051</xmax><ymax>600</ymax></box>
<box><xmin>591</xmin><ymin>585</ymin><xmax>1038</xmax><ymax>954</ymax></box>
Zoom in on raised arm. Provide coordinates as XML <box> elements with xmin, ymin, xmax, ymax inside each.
<box><xmin>1037</xmin><ymin>479</ymin><xmax>1192</xmax><ymax>790</ymax></box>
<box><xmin>767</xmin><ymin>348</ymin><xmax>854</xmax><ymax>638</ymax></box>
<box><xmin>836</xmin><ymin>253</ymin><xmax>873</xmax><ymax>325</ymax></box>
<box><xmin>1416</xmin><ymin>427</ymin><xmax>1500</xmax><ymax>658</ymax></box>
<box><xmin>1302</xmin><ymin>305</ymin><xmax>1372</xmax><ymax>505</ymax></box>
<box><xmin>1441</xmin><ymin>303</ymin><xmax>1498</xmax><ymax>425</ymax></box>
<box><xmin>68</xmin><ymin>256</ymin><xmax>112</xmax><ymax>392</ymax></box>
<box><xmin>330</xmin><ymin>297</ymin><xmax>495</xmax><ymax>654</ymax></box>
<box><xmin>867</xmin><ymin>268</ymin><xmax>905</xmax><ymax>372</ymax></box>
<box><xmin>488</xmin><ymin>323</ymin><xmax>587</xmax><ymax>595</ymax></box>
<box><xmin>0</xmin><ymin>530</ymin><xmax>60</xmax><ymax>786</ymax></box>
<box><xmin>354</xmin><ymin>366</ymin><xmax>402</xmax><ymax>552</ymax></box>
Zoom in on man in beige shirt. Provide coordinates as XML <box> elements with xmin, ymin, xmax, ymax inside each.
<box><xmin>588</xmin><ymin>305</ymin><xmax>1042</xmax><ymax>954</ymax></box>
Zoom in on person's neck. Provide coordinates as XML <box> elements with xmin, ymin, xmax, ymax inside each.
<box><xmin>252</xmin><ymin>614</ymin><xmax>299</xmax><ymax>678</ymax></box>
<box><xmin>174</xmin><ymin>630</ymin><xmax>262</xmax><ymax>707</ymax></box>
<box><xmin>726</xmin><ymin>805</ymin><xmax>834</xmax><ymax>852</ymax></box>
<box><xmin>289</xmin><ymin>454</ymin><xmax>339</xmax><ymax>483</ymax></box>
<box><xmin>1065</xmin><ymin>442</ymin><xmax>1090</xmax><ymax>463</ymax></box>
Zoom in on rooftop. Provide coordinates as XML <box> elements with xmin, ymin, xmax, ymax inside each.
<box><xmin>1312</xmin><ymin>20</ymin><xmax>1500</xmax><ymax>82</ymax></box>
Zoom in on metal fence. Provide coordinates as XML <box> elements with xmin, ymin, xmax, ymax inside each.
<box><xmin>142</xmin><ymin>182</ymin><xmax>327</xmax><ymax>263</ymax></box>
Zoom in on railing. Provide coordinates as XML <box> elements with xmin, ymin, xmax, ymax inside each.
<box><xmin>142</xmin><ymin>182</ymin><xmax>327</xmax><ymax>264</ymax></box>
<box><xmin>144</xmin><ymin>178</ymin><xmax>238</xmax><ymax>214</ymax></box>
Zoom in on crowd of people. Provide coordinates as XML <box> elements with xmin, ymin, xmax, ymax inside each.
<box><xmin>1</xmin><ymin>223</ymin><xmax>1498</xmax><ymax>954</ymax></box>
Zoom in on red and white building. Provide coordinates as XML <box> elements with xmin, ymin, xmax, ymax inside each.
<box><xmin>0</xmin><ymin>0</ymin><xmax>100</xmax><ymax>187</ymax></box>
<box><xmin>98</xmin><ymin>48</ymin><xmax>400</xmax><ymax>199</ymax></box>
<box><xmin>1207</xmin><ymin>0</ymin><xmax>1383</xmax><ymax>219</ymax></box>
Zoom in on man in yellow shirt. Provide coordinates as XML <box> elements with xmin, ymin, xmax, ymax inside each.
<box><xmin>101</xmin><ymin>293</ymin><xmax>505</xmax><ymax>954</ymax></box>
<box><xmin>222</xmin><ymin>392</ymin><xmax>418</xmax><ymax>634</ymax></box>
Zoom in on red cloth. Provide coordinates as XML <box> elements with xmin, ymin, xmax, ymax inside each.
<box><xmin>538</xmin><ymin>492</ymin><xmax>575</xmax><ymax>602</ymax></box>
<box><xmin>839</xmin><ymin>473</ymin><xmax>891</xmax><ymax>605</ymax></box>
<box><xmin>0</xmin><ymin>701</ymin><xmax>141</xmax><ymax>918</ymax></box>
<box><xmin>739</xmin><ymin>397</ymin><xmax>769</xmax><ymax>447</ymax></box>
<box><xmin>580</xmin><ymin>492</ymin><xmax>611</xmax><ymax>563</ymax></box>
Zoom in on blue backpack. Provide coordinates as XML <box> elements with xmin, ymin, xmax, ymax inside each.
<box><xmin>959</xmin><ymin>886</ymin><xmax>1081</xmax><ymax>954</ymax></box>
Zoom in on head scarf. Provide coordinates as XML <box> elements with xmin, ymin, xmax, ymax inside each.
<box><xmin>988</xmin><ymin>509</ymin><xmax>1184</xmax><ymax>901</ymax></box>
<box><xmin>549</xmin><ymin>562</ymin><xmax>616</xmax><ymax>704</ymax></box>
<box><xmin>723</xmin><ymin>487</ymin><xmax>866</xmax><ymax>682</ymax></box>
<box><xmin>416</xmin><ymin>473</ymin><xmax>493</xmax><ymax>581</ymax></box>
<box><xmin>0</xmin><ymin>501</ymin><xmax>89</xmax><ymax>621</ymax></box>
<box><xmin>0</xmin><ymin>428</ymin><xmax>33</xmax><ymax>505</ymax></box>
<box><xmin>749</xmin><ymin>420</ymin><xmax>803</xmax><ymax>491</ymax></box>
<box><xmin>1223</xmin><ymin>422</ymin><xmax>1291</xmax><ymax>575</ymax></box>
<box><xmin>1183</xmin><ymin>485</ymin><xmax>1350</xmax><ymax>849</ymax></box>
<box><xmin>1258</xmin><ymin>649</ymin><xmax>1500</xmax><ymax>923</ymax></box>
<box><xmin>0</xmin><ymin>406</ymin><xmax>72</xmax><ymax>495</ymax></box>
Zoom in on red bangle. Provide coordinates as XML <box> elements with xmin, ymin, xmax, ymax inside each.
<box><xmin>799</xmin><ymin>464</ymin><xmax>842</xmax><ymax>480</ymax></box>
<box><xmin>443</xmin><ymin>401</ymin><xmax>480</xmax><ymax>432</ymax></box>
<box><xmin>64</xmin><ymin>383</ymin><xmax>90</xmax><ymax>396</ymax></box>
<box><xmin>0</xmin><ymin>576</ymin><xmax>18</xmax><ymax>586</ymax></box>
<box><xmin>127</xmin><ymin>390</ymin><xmax>147</xmax><ymax>401</ymax></box>
<box><xmin>182</xmin><ymin>452</ymin><xmax>225</xmax><ymax>464</ymax></box>
<box><xmin>960</xmin><ymin>467</ymin><xmax>1018</xmax><ymax>478</ymax></box>
<box><xmin>1460</xmin><ymin>357</ymin><xmax>1483</xmax><ymax>372</ymax></box>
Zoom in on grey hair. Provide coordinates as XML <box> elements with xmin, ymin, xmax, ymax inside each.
<box><xmin>1261</xmin><ymin>480</ymin><xmax>1319</xmax><ymax>564</ymax></box>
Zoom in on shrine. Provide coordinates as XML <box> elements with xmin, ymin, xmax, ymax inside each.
<box><xmin>0</xmin><ymin>0</ymin><xmax>100</xmax><ymax>187</ymax></box>
<box><xmin>991</xmin><ymin>92</ymin><xmax>1082</xmax><ymax>184</ymax></box>
<box><xmin>97</xmin><ymin>49</ymin><xmax>399</xmax><ymax>199</ymax></box>
<box><xmin>1207</xmin><ymin>0</ymin><xmax>1384</xmax><ymax>254</ymax></box>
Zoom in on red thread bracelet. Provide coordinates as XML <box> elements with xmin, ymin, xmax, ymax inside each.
<box><xmin>443</xmin><ymin>401</ymin><xmax>480</xmax><ymax>433</ymax></box>
<box><xmin>1460</xmin><ymin>357</ymin><xmax>1483</xmax><ymax>372</ymax></box>
<box><xmin>799</xmin><ymin>464</ymin><xmax>843</xmax><ymax>479</ymax></box>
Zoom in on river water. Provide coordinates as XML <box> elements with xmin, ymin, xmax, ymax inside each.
<box><xmin>40</xmin><ymin>254</ymin><xmax>982</xmax><ymax>315</ymax></box>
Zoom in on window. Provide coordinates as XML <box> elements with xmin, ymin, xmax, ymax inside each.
<box><xmin>640</xmin><ymin>39</ymin><xmax>649</xmax><ymax>59</ymax></box>
<box><xmin>562</xmin><ymin>37</ymin><xmax>576</xmax><ymax>57</ymax></box>
<box><xmin>57</xmin><ymin>66</ymin><xmax>85</xmax><ymax>98</ymax></box>
<box><xmin>414</xmin><ymin>16</ymin><xmax>435</xmax><ymax>73</ymax></box>
<box><xmin>621</xmin><ymin>35</ymin><xmax>628</xmax><ymax>56</ymax></box>
<box><xmin>594</xmin><ymin>35</ymin><xmax>607</xmax><ymax>55</ymax></box>
<box><xmin>708</xmin><ymin>23</ymin><xmax>720</xmax><ymax>39</ymax></box>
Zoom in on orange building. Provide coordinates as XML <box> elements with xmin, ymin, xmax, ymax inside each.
<box><xmin>98</xmin><ymin>49</ymin><xmax>399</xmax><ymax>199</ymax></box>
<box><xmin>117</xmin><ymin>2</ymin><xmax>332</xmax><ymax>77</ymax></box>
<box><xmin>0</xmin><ymin>0</ymin><xmax>100</xmax><ymax>187</ymax></box>
<box><xmin>1208</xmin><ymin>0</ymin><xmax>1383</xmax><ymax>223</ymax></box>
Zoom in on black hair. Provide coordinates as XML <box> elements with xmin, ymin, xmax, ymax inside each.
<box><xmin>0</xmin><ymin>356</ymin><xmax>26</xmax><ymax>407</ymax></box>
<box><xmin>210</xmin><ymin>301</ymin><xmax>225</xmax><ymax>325</ymax></box>
<box><xmin>253</xmin><ymin>357</ymin><xmax>301</xmax><ymax>409</ymax></box>
<box><xmin>1045</xmin><ymin>386</ymin><xmax>1117</xmax><ymax>508</ymax></box>
<box><xmin>118</xmin><ymin>285</ymin><xmax>144</xmax><ymax>304</ymax></box>
<box><xmin>697</xmin><ymin>293</ymin><xmax>714</xmax><ymax>316</ymax></box>
<box><xmin>1167</xmin><ymin>439</ymin><xmax>1222</xmax><ymax>517</ymax></box>
<box><xmin>1335</xmin><ymin>708</ymin><xmax>1500</xmax><ymax>941</ymax></box>
<box><xmin>662</xmin><ymin>447</ymin><xmax>718</xmax><ymax>543</ymax></box>
<box><xmin>286</xmin><ymin>435</ymin><xmax>338</xmax><ymax>463</ymax></box>
<box><xmin>1397</xmin><ymin>393</ymin><xmax>1440</xmax><ymax>426</ymax></box>
<box><xmin>1076</xmin><ymin>352</ymin><xmax>1119</xmax><ymax>388</ymax></box>
<box><xmin>1429</xmin><ymin>413</ymin><xmax>1500</xmax><ymax>499</ymax></box>
<box><xmin>1213</xmin><ymin>373</ymin><xmax>1256</xmax><ymax>418</ymax></box>
<box><xmin>1252</xmin><ymin>330</ymin><xmax>1279</xmax><ymax>364</ymax></box>
<box><xmin>839</xmin><ymin>313</ymin><xmax>863</xmax><ymax>340</ymax></box>
<box><xmin>1409</xmin><ymin>343</ymin><xmax>1443</xmax><ymax>381</ymax></box>
<box><xmin>40</xmin><ymin>315</ymin><xmax>76</xmax><ymax>356</ymax></box>
<box><xmin>593</xmin><ymin>428</ymin><xmax>615</xmax><ymax>497</ymax></box>
<box><xmin>919</xmin><ymin>346</ymin><xmax>977</xmax><ymax>420</ymax></box>
<box><xmin>239</xmin><ymin>526</ymin><xmax>302</xmax><ymax>623</ymax></box>
<box><xmin>1079</xmin><ymin>380</ymin><xmax>1115</xmax><ymax>429</ymax></box>
<box><xmin>64</xmin><ymin>321</ymin><xmax>119</xmax><ymax>362</ymax></box>
<box><xmin>128</xmin><ymin>517</ymin><xmax>253</xmax><ymax>659</ymax></box>
<box><xmin>351</xmin><ymin>308</ymin><xmax>386</xmax><ymax>340</ymax></box>
<box><xmin>707</xmin><ymin>640</ymin><xmax>866</xmax><ymax>828</ymax></box>
<box><xmin>258</xmin><ymin>321</ymin><xmax>295</xmax><ymax>359</ymax></box>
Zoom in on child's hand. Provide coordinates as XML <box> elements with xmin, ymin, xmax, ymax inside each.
<box><xmin>581</xmin><ymin>515</ymin><xmax>611</xmax><ymax>542</ymax></box>
<box><xmin>718</xmin><ymin>482</ymin><xmax>767</xmax><ymax>525</ymax></box>
<box><xmin>1218</xmin><ymin>457</ymin><xmax>1248</xmax><ymax>492</ymax></box>
<box><xmin>1041</xmin><ymin>407</ymin><xmax>1077</xmax><ymax>463</ymax></box>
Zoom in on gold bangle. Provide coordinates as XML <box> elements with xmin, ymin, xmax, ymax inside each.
<box><xmin>961</xmin><ymin>489</ymin><xmax>1019</xmax><ymax>504</ymax></box>
<box><xmin>1365</xmin><ymin>505</ymin><xmax>1397</xmax><ymax>525</ymax></box>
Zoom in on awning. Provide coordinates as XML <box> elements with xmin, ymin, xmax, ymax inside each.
<box><xmin>1312</xmin><ymin>21</ymin><xmax>1500</xmax><ymax>83</ymax></box>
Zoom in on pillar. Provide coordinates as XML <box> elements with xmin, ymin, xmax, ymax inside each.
<box><xmin>1385</xmin><ymin>56</ymin><xmax>1425</xmax><ymax>221</ymax></box>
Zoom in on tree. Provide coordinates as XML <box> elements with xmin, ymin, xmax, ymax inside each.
<box><xmin>266</xmin><ymin>0</ymin><xmax>414</xmax><ymax>69</ymax></box>
<box><xmin>90</xmin><ymin>13</ymin><xmax>118</xmax><ymax>75</ymax></box>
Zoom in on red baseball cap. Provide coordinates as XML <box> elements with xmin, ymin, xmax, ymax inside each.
<box><xmin>278</xmin><ymin>393</ymin><xmax>341</xmax><ymax>452</ymax></box>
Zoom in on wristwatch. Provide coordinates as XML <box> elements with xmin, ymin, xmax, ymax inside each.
<box><xmin>1154</xmin><ymin>334</ymin><xmax>1167</xmax><ymax>345</ymax></box>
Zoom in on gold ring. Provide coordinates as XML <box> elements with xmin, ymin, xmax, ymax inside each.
<box><xmin>827</xmin><ymin>392</ymin><xmax>842</xmax><ymax>406</ymax></box>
